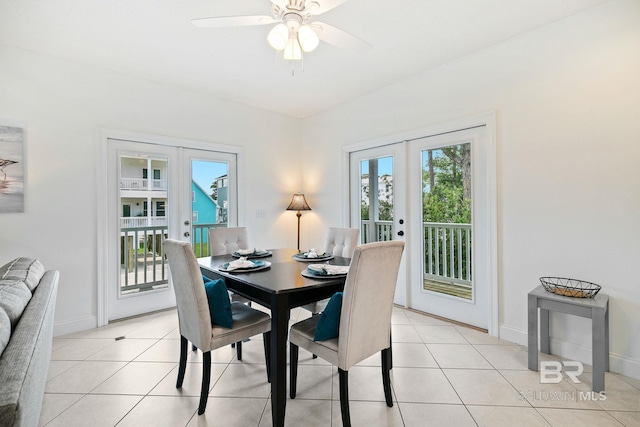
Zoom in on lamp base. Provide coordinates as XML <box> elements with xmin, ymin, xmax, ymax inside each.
<box><xmin>296</xmin><ymin>210</ymin><xmax>301</xmax><ymax>251</ymax></box>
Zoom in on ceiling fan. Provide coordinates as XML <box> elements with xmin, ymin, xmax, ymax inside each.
<box><xmin>192</xmin><ymin>0</ymin><xmax>371</xmax><ymax>62</ymax></box>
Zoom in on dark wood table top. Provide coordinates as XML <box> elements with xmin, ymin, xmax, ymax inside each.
<box><xmin>197</xmin><ymin>248</ymin><xmax>350</xmax><ymax>295</ymax></box>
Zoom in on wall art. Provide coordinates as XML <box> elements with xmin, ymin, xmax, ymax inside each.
<box><xmin>0</xmin><ymin>124</ymin><xmax>25</xmax><ymax>213</ymax></box>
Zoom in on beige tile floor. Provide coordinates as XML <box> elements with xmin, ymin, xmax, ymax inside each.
<box><xmin>40</xmin><ymin>307</ymin><xmax>640</xmax><ymax>427</ymax></box>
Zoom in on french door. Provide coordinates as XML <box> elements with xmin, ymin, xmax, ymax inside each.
<box><xmin>349</xmin><ymin>143</ymin><xmax>408</xmax><ymax>305</ymax></box>
<box><xmin>348</xmin><ymin>119</ymin><xmax>495</xmax><ymax>331</ymax></box>
<box><xmin>407</xmin><ymin>126</ymin><xmax>491</xmax><ymax>329</ymax></box>
<box><xmin>105</xmin><ymin>138</ymin><xmax>236</xmax><ymax>321</ymax></box>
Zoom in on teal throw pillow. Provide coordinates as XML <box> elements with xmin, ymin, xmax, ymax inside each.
<box><xmin>313</xmin><ymin>292</ymin><xmax>343</xmax><ymax>341</ymax></box>
<box><xmin>204</xmin><ymin>278</ymin><xmax>233</xmax><ymax>329</ymax></box>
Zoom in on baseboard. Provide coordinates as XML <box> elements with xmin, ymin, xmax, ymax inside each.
<box><xmin>498</xmin><ymin>323</ymin><xmax>640</xmax><ymax>381</ymax></box>
<box><xmin>53</xmin><ymin>315</ymin><xmax>97</xmax><ymax>337</ymax></box>
<box><xmin>498</xmin><ymin>324</ymin><xmax>528</xmax><ymax>346</ymax></box>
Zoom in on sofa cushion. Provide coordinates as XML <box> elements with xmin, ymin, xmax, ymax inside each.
<box><xmin>0</xmin><ymin>307</ymin><xmax>9</xmax><ymax>357</ymax></box>
<box><xmin>0</xmin><ymin>257</ymin><xmax>45</xmax><ymax>293</ymax></box>
<box><xmin>0</xmin><ymin>279</ymin><xmax>32</xmax><ymax>328</ymax></box>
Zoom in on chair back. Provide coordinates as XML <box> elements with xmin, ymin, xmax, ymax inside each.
<box><xmin>324</xmin><ymin>227</ymin><xmax>360</xmax><ymax>258</ymax></box>
<box><xmin>163</xmin><ymin>239</ymin><xmax>213</xmax><ymax>351</ymax></box>
<box><xmin>209</xmin><ymin>227</ymin><xmax>250</xmax><ymax>256</ymax></box>
<box><xmin>338</xmin><ymin>240</ymin><xmax>404</xmax><ymax>370</ymax></box>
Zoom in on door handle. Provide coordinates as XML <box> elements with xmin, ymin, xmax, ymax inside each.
<box><xmin>184</xmin><ymin>232</ymin><xmax>190</xmax><ymax>237</ymax></box>
<box><xmin>397</xmin><ymin>231</ymin><xmax>404</xmax><ymax>236</ymax></box>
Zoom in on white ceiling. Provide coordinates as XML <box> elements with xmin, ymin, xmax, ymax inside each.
<box><xmin>0</xmin><ymin>0</ymin><xmax>609</xmax><ymax>118</ymax></box>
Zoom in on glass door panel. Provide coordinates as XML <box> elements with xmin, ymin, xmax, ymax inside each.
<box><xmin>421</xmin><ymin>143</ymin><xmax>473</xmax><ymax>300</ymax></box>
<box><xmin>359</xmin><ymin>156</ymin><xmax>394</xmax><ymax>243</ymax></box>
<box><xmin>188</xmin><ymin>154</ymin><xmax>235</xmax><ymax>257</ymax></box>
<box><xmin>118</xmin><ymin>153</ymin><xmax>169</xmax><ymax>297</ymax></box>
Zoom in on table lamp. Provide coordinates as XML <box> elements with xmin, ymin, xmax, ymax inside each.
<box><xmin>286</xmin><ymin>193</ymin><xmax>311</xmax><ymax>251</ymax></box>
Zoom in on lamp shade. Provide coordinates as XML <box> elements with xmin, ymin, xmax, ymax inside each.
<box><xmin>286</xmin><ymin>193</ymin><xmax>311</xmax><ymax>211</ymax></box>
<box><xmin>298</xmin><ymin>25</ymin><xmax>319</xmax><ymax>52</ymax></box>
<box><xmin>267</xmin><ymin>24</ymin><xmax>288</xmax><ymax>51</ymax></box>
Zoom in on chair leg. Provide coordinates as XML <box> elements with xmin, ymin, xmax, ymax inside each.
<box><xmin>389</xmin><ymin>330</ymin><xmax>393</xmax><ymax>370</ymax></box>
<box><xmin>263</xmin><ymin>331</ymin><xmax>271</xmax><ymax>383</ymax></box>
<box><xmin>176</xmin><ymin>336</ymin><xmax>188</xmax><ymax>388</ymax></box>
<box><xmin>198</xmin><ymin>351</ymin><xmax>212</xmax><ymax>415</ymax></box>
<box><xmin>338</xmin><ymin>368</ymin><xmax>351</xmax><ymax>427</ymax></box>
<box><xmin>312</xmin><ymin>312</ymin><xmax>318</xmax><ymax>359</ymax></box>
<box><xmin>289</xmin><ymin>343</ymin><xmax>299</xmax><ymax>399</ymax></box>
<box><xmin>381</xmin><ymin>348</ymin><xmax>393</xmax><ymax>407</ymax></box>
<box><xmin>236</xmin><ymin>341</ymin><xmax>242</xmax><ymax>361</ymax></box>
<box><xmin>192</xmin><ymin>344</ymin><xmax>197</xmax><ymax>352</ymax></box>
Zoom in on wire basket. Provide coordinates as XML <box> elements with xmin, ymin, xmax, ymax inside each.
<box><xmin>539</xmin><ymin>277</ymin><xmax>601</xmax><ymax>298</ymax></box>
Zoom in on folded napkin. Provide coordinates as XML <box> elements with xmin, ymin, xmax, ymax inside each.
<box><xmin>236</xmin><ymin>248</ymin><xmax>255</xmax><ymax>255</ymax></box>
<box><xmin>225</xmin><ymin>257</ymin><xmax>255</xmax><ymax>271</ymax></box>
<box><xmin>306</xmin><ymin>248</ymin><xmax>326</xmax><ymax>258</ymax></box>
<box><xmin>308</xmin><ymin>264</ymin><xmax>349</xmax><ymax>275</ymax></box>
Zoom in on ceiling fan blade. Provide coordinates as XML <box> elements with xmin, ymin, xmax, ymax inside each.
<box><xmin>192</xmin><ymin>15</ymin><xmax>278</xmax><ymax>28</ymax></box>
<box><xmin>270</xmin><ymin>0</ymin><xmax>289</xmax><ymax>8</ymax></box>
<box><xmin>307</xmin><ymin>0</ymin><xmax>350</xmax><ymax>15</ymax></box>
<box><xmin>312</xmin><ymin>22</ymin><xmax>371</xmax><ymax>54</ymax></box>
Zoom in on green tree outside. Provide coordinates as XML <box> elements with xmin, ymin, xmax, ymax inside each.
<box><xmin>423</xmin><ymin>143</ymin><xmax>471</xmax><ymax>223</ymax></box>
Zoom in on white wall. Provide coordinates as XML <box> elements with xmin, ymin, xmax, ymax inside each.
<box><xmin>0</xmin><ymin>46</ymin><xmax>302</xmax><ymax>334</ymax></box>
<box><xmin>302</xmin><ymin>0</ymin><xmax>640</xmax><ymax>379</ymax></box>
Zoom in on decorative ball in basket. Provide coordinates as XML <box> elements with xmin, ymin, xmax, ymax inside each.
<box><xmin>539</xmin><ymin>277</ymin><xmax>601</xmax><ymax>298</ymax></box>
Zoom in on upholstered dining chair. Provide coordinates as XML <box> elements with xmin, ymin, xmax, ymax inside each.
<box><xmin>323</xmin><ymin>227</ymin><xmax>360</xmax><ymax>258</ymax></box>
<box><xmin>289</xmin><ymin>240</ymin><xmax>404</xmax><ymax>427</ymax></box>
<box><xmin>209</xmin><ymin>226</ymin><xmax>250</xmax><ymax>256</ymax></box>
<box><xmin>209</xmin><ymin>226</ymin><xmax>254</xmax><ymax>353</ymax></box>
<box><xmin>209</xmin><ymin>228</ymin><xmax>253</xmax><ymax>297</ymax></box>
<box><xmin>163</xmin><ymin>239</ymin><xmax>271</xmax><ymax>415</ymax></box>
<box><xmin>301</xmin><ymin>227</ymin><xmax>360</xmax><ymax>315</ymax></box>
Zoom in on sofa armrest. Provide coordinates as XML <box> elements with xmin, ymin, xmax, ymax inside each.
<box><xmin>0</xmin><ymin>270</ymin><xmax>59</xmax><ymax>427</ymax></box>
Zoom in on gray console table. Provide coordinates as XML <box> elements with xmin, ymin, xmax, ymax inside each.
<box><xmin>528</xmin><ymin>284</ymin><xmax>609</xmax><ymax>392</ymax></box>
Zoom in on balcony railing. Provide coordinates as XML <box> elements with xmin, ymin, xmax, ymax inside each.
<box><xmin>120</xmin><ymin>225</ymin><xmax>168</xmax><ymax>294</ymax></box>
<box><xmin>360</xmin><ymin>220</ymin><xmax>472</xmax><ymax>289</ymax></box>
<box><xmin>191</xmin><ymin>223</ymin><xmax>228</xmax><ymax>257</ymax></box>
<box><xmin>119</xmin><ymin>222</ymin><xmax>228</xmax><ymax>294</ymax></box>
<box><xmin>424</xmin><ymin>222</ymin><xmax>472</xmax><ymax>289</ymax></box>
<box><xmin>361</xmin><ymin>220</ymin><xmax>394</xmax><ymax>243</ymax></box>
<box><xmin>120</xmin><ymin>178</ymin><xmax>167</xmax><ymax>190</ymax></box>
<box><xmin>120</xmin><ymin>216</ymin><xmax>168</xmax><ymax>228</ymax></box>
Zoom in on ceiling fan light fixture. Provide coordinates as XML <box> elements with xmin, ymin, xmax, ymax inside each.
<box><xmin>283</xmin><ymin>35</ymin><xmax>302</xmax><ymax>60</ymax></box>
<box><xmin>267</xmin><ymin>23</ymin><xmax>289</xmax><ymax>50</ymax></box>
<box><xmin>298</xmin><ymin>24</ymin><xmax>319</xmax><ymax>52</ymax></box>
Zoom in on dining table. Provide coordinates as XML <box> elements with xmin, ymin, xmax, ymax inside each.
<box><xmin>198</xmin><ymin>248</ymin><xmax>350</xmax><ymax>427</ymax></box>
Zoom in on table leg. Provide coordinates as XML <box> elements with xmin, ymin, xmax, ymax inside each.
<box><xmin>605</xmin><ymin>303</ymin><xmax>610</xmax><ymax>372</ymax></box>
<box><xmin>528</xmin><ymin>293</ymin><xmax>539</xmax><ymax>371</ymax></box>
<box><xmin>540</xmin><ymin>308</ymin><xmax>550</xmax><ymax>354</ymax></box>
<box><xmin>270</xmin><ymin>295</ymin><xmax>290</xmax><ymax>427</ymax></box>
<box><xmin>592</xmin><ymin>306</ymin><xmax>607</xmax><ymax>392</ymax></box>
